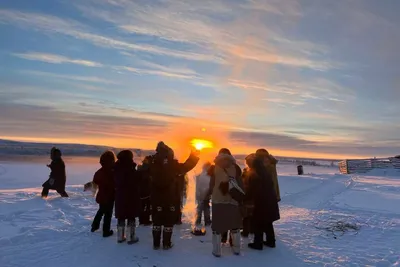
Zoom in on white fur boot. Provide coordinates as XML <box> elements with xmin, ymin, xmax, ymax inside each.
<box><xmin>212</xmin><ymin>232</ymin><xmax>222</xmax><ymax>257</ymax></box>
<box><xmin>231</xmin><ymin>230</ymin><xmax>241</xmax><ymax>255</ymax></box>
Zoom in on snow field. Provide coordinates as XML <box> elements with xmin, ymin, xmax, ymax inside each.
<box><xmin>0</xmin><ymin>158</ymin><xmax>399</xmax><ymax>267</ymax></box>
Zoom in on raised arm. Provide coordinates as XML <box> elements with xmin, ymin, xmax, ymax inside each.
<box><xmin>177</xmin><ymin>152</ymin><xmax>200</xmax><ymax>174</ymax></box>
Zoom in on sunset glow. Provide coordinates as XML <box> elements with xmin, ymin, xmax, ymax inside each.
<box><xmin>190</xmin><ymin>139</ymin><xmax>214</xmax><ymax>151</ymax></box>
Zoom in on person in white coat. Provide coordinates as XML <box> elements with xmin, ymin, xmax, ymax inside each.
<box><xmin>195</xmin><ymin>162</ymin><xmax>212</xmax><ymax>226</ymax></box>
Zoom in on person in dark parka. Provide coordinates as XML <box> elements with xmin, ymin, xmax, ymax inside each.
<box><xmin>137</xmin><ymin>156</ymin><xmax>152</xmax><ymax>226</ymax></box>
<box><xmin>241</xmin><ymin>153</ymin><xmax>256</xmax><ymax>237</ymax></box>
<box><xmin>149</xmin><ymin>141</ymin><xmax>199</xmax><ymax>250</ymax></box>
<box><xmin>247</xmin><ymin>156</ymin><xmax>280</xmax><ymax>250</ymax></box>
<box><xmin>91</xmin><ymin>150</ymin><xmax>116</xmax><ymax>237</ymax></box>
<box><xmin>114</xmin><ymin>150</ymin><xmax>141</xmax><ymax>244</ymax></box>
<box><xmin>41</xmin><ymin>148</ymin><xmax>68</xmax><ymax>198</ymax></box>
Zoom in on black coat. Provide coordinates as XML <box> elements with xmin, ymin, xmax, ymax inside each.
<box><xmin>246</xmin><ymin>159</ymin><xmax>280</xmax><ymax>229</ymax></box>
<box><xmin>42</xmin><ymin>159</ymin><xmax>66</xmax><ymax>191</ymax></box>
<box><xmin>114</xmin><ymin>160</ymin><xmax>141</xmax><ymax>220</ymax></box>
<box><xmin>150</xmin><ymin>153</ymin><xmax>199</xmax><ymax>207</ymax></box>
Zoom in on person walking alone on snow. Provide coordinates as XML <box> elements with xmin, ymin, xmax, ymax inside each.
<box><xmin>114</xmin><ymin>150</ymin><xmax>141</xmax><ymax>244</ymax></box>
<box><xmin>91</xmin><ymin>151</ymin><xmax>116</xmax><ymax>237</ymax></box>
<box><xmin>195</xmin><ymin>162</ymin><xmax>212</xmax><ymax>227</ymax></box>
<box><xmin>41</xmin><ymin>147</ymin><xmax>69</xmax><ymax>198</ymax></box>
<box><xmin>149</xmin><ymin>142</ymin><xmax>199</xmax><ymax>250</ymax></box>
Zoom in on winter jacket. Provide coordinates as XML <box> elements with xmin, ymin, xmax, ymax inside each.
<box><xmin>264</xmin><ymin>155</ymin><xmax>281</xmax><ymax>202</ymax></box>
<box><xmin>208</xmin><ymin>154</ymin><xmax>243</xmax><ymax>206</ymax></box>
<box><xmin>43</xmin><ymin>158</ymin><xmax>66</xmax><ymax>191</ymax></box>
<box><xmin>114</xmin><ymin>160</ymin><xmax>141</xmax><ymax>219</ymax></box>
<box><xmin>93</xmin><ymin>167</ymin><xmax>115</xmax><ymax>205</ymax></box>
<box><xmin>246</xmin><ymin>159</ymin><xmax>280</xmax><ymax>227</ymax></box>
<box><xmin>150</xmin><ymin>152</ymin><xmax>199</xmax><ymax>207</ymax></box>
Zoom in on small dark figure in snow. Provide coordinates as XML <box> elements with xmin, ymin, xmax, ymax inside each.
<box><xmin>149</xmin><ymin>141</ymin><xmax>199</xmax><ymax>250</ymax></box>
<box><xmin>91</xmin><ymin>151</ymin><xmax>116</xmax><ymax>237</ymax></box>
<box><xmin>137</xmin><ymin>156</ymin><xmax>152</xmax><ymax>226</ymax></box>
<box><xmin>114</xmin><ymin>150</ymin><xmax>141</xmax><ymax>244</ymax></box>
<box><xmin>41</xmin><ymin>147</ymin><xmax>68</xmax><ymax>198</ymax></box>
<box><xmin>247</xmin><ymin>156</ymin><xmax>280</xmax><ymax>250</ymax></box>
<box><xmin>195</xmin><ymin>162</ymin><xmax>212</xmax><ymax>227</ymax></box>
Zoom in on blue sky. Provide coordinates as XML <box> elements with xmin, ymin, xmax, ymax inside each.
<box><xmin>0</xmin><ymin>0</ymin><xmax>399</xmax><ymax>159</ymax></box>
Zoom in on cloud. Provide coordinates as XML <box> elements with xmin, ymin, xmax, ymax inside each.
<box><xmin>0</xmin><ymin>9</ymin><xmax>223</xmax><ymax>64</ymax></box>
<box><xmin>71</xmin><ymin>0</ymin><xmax>335</xmax><ymax>71</ymax></box>
<box><xmin>229</xmin><ymin>130</ymin><xmax>400</xmax><ymax>158</ymax></box>
<box><xmin>21</xmin><ymin>70</ymin><xmax>119</xmax><ymax>85</ymax></box>
<box><xmin>12</xmin><ymin>52</ymin><xmax>103</xmax><ymax>67</ymax></box>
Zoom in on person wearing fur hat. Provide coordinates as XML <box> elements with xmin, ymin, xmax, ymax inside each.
<box><xmin>91</xmin><ymin>151</ymin><xmax>116</xmax><ymax>237</ymax></box>
<box><xmin>206</xmin><ymin>148</ymin><xmax>244</xmax><ymax>257</ymax></box>
<box><xmin>114</xmin><ymin>150</ymin><xmax>141</xmax><ymax>244</ymax></box>
<box><xmin>148</xmin><ymin>141</ymin><xmax>200</xmax><ymax>250</ymax></box>
<box><xmin>41</xmin><ymin>147</ymin><xmax>68</xmax><ymax>198</ymax></box>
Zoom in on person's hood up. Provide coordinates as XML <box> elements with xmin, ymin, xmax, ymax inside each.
<box><xmin>214</xmin><ymin>153</ymin><xmax>236</xmax><ymax>169</ymax></box>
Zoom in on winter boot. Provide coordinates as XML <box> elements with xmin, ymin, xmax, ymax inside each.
<box><xmin>117</xmin><ymin>226</ymin><xmax>126</xmax><ymax>243</ymax></box>
<box><xmin>126</xmin><ymin>225</ymin><xmax>139</xmax><ymax>244</ymax></box>
<box><xmin>230</xmin><ymin>230</ymin><xmax>241</xmax><ymax>255</ymax></box>
<box><xmin>162</xmin><ymin>227</ymin><xmax>174</xmax><ymax>250</ymax></box>
<box><xmin>152</xmin><ymin>226</ymin><xmax>162</xmax><ymax>250</ymax></box>
<box><xmin>263</xmin><ymin>240</ymin><xmax>276</xmax><ymax>248</ymax></box>
<box><xmin>103</xmin><ymin>230</ymin><xmax>113</xmax><ymax>238</ymax></box>
<box><xmin>248</xmin><ymin>232</ymin><xmax>263</xmax><ymax>250</ymax></box>
<box><xmin>212</xmin><ymin>232</ymin><xmax>222</xmax><ymax>257</ymax></box>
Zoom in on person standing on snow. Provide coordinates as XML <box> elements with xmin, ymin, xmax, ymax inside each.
<box><xmin>149</xmin><ymin>141</ymin><xmax>199</xmax><ymax>250</ymax></box>
<box><xmin>41</xmin><ymin>147</ymin><xmax>69</xmax><ymax>198</ymax></box>
<box><xmin>195</xmin><ymin>162</ymin><xmax>212</xmax><ymax>227</ymax></box>
<box><xmin>114</xmin><ymin>150</ymin><xmax>141</xmax><ymax>244</ymax></box>
<box><xmin>207</xmin><ymin>148</ymin><xmax>244</xmax><ymax>257</ymax></box>
<box><xmin>91</xmin><ymin>151</ymin><xmax>116</xmax><ymax>237</ymax></box>
<box><xmin>246</xmin><ymin>156</ymin><xmax>280</xmax><ymax>250</ymax></box>
<box><xmin>137</xmin><ymin>156</ymin><xmax>152</xmax><ymax>226</ymax></box>
<box><xmin>255</xmin><ymin>149</ymin><xmax>281</xmax><ymax>202</ymax></box>
<box><xmin>241</xmin><ymin>153</ymin><xmax>256</xmax><ymax>237</ymax></box>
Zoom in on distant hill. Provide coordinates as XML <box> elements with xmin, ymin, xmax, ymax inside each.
<box><xmin>0</xmin><ymin>139</ymin><xmax>153</xmax><ymax>158</ymax></box>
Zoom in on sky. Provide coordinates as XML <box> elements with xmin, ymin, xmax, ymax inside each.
<box><xmin>1</xmin><ymin>0</ymin><xmax>400</xmax><ymax>159</ymax></box>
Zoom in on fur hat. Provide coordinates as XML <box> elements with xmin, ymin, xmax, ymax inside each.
<box><xmin>218</xmin><ymin>148</ymin><xmax>232</xmax><ymax>155</ymax></box>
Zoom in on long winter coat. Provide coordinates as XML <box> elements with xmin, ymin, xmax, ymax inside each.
<box><xmin>208</xmin><ymin>154</ymin><xmax>244</xmax><ymax>233</ymax></box>
<box><xmin>42</xmin><ymin>158</ymin><xmax>66</xmax><ymax>191</ymax></box>
<box><xmin>241</xmin><ymin>167</ymin><xmax>254</xmax><ymax>217</ymax></box>
<box><xmin>150</xmin><ymin>153</ymin><xmax>199</xmax><ymax>207</ymax></box>
<box><xmin>114</xmin><ymin>160</ymin><xmax>141</xmax><ymax>220</ymax></box>
<box><xmin>246</xmin><ymin>158</ymin><xmax>280</xmax><ymax>230</ymax></box>
<box><xmin>264</xmin><ymin>155</ymin><xmax>281</xmax><ymax>202</ymax></box>
<box><xmin>93</xmin><ymin>167</ymin><xmax>115</xmax><ymax>205</ymax></box>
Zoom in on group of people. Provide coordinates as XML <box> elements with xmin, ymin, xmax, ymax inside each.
<box><xmin>41</xmin><ymin>142</ymin><xmax>281</xmax><ymax>257</ymax></box>
<box><xmin>194</xmin><ymin>148</ymin><xmax>281</xmax><ymax>256</ymax></box>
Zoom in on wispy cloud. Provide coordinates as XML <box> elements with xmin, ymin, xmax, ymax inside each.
<box><xmin>21</xmin><ymin>70</ymin><xmax>119</xmax><ymax>85</ymax></box>
<box><xmin>12</xmin><ymin>52</ymin><xmax>103</xmax><ymax>67</ymax></box>
<box><xmin>72</xmin><ymin>0</ymin><xmax>335</xmax><ymax>71</ymax></box>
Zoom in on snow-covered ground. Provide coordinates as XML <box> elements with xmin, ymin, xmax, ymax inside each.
<box><xmin>0</xmin><ymin>158</ymin><xmax>399</xmax><ymax>267</ymax></box>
